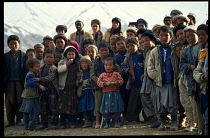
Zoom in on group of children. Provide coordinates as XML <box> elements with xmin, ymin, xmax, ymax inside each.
<box><xmin>4</xmin><ymin>9</ymin><xmax>208</xmax><ymax>135</ymax></box>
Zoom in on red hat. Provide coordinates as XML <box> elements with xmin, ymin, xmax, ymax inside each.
<box><xmin>68</xmin><ymin>41</ymin><xmax>81</xmax><ymax>54</ymax></box>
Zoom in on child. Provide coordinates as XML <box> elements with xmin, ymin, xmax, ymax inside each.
<box><xmin>86</xmin><ymin>45</ymin><xmax>98</xmax><ymax>61</ymax></box>
<box><xmin>34</xmin><ymin>43</ymin><xmax>45</xmax><ymax>67</ymax></box>
<box><xmin>19</xmin><ymin>58</ymin><xmax>45</xmax><ymax>130</ymax></box>
<box><xmin>174</xmin><ymin>42</ymin><xmax>183</xmax><ymax>59</ymax></box>
<box><xmin>90</xmin><ymin>41</ymin><xmax>121</xmax><ymax>128</ymax></box>
<box><xmin>26</xmin><ymin>48</ymin><xmax>36</xmax><ymax>59</ymax></box>
<box><xmin>140</xmin><ymin>30</ymin><xmax>159</xmax><ymax>127</ymax></box>
<box><xmin>126</xmin><ymin>27</ymin><xmax>138</xmax><ymax>38</ymax></box>
<box><xmin>68</xmin><ymin>41</ymin><xmax>81</xmax><ymax>55</ymax></box>
<box><xmin>33</xmin><ymin>49</ymin><xmax>59</xmax><ymax>130</ymax></box>
<box><xmin>4</xmin><ymin>35</ymin><xmax>28</xmax><ymax>128</ymax></box>
<box><xmin>121</xmin><ymin>37</ymin><xmax>144</xmax><ymax>123</ymax></box>
<box><xmin>97</xmin><ymin>57</ymin><xmax>124</xmax><ymax>128</ymax></box>
<box><xmin>109</xmin><ymin>34</ymin><xmax>118</xmax><ymax>57</ymax></box>
<box><xmin>81</xmin><ymin>38</ymin><xmax>95</xmax><ymax>56</ymax></box>
<box><xmin>53</xmin><ymin>34</ymin><xmax>68</xmax><ymax>54</ymax></box>
<box><xmin>56</xmin><ymin>25</ymin><xmax>67</xmax><ymax>35</ymax></box>
<box><xmin>172</xmin><ymin>15</ymin><xmax>190</xmax><ymax>26</ymax></box>
<box><xmin>42</xmin><ymin>35</ymin><xmax>53</xmax><ymax>50</ymax></box>
<box><xmin>147</xmin><ymin>26</ymin><xmax>179</xmax><ymax>131</ymax></box>
<box><xmin>49</xmin><ymin>41</ymin><xmax>56</xmax><ymax>51</ymax></box>
<box><xmin>57</xmin><ymin>46</ymin><xmax>81</xmax><ymax>129</ymax></box>
<box><xmin>53</xmin><ymin>50</ymin><xmax>62</xmax><ymax>67</ymax></box>
<box><xmin>136</xmin><ymin>18</ymin><xmax>148</xmax><ymax>29</ymax></box>
<box><xmin>77</xmin><ymin>55</ymin><xmax>95</xmax><ymax>128</ymax></box>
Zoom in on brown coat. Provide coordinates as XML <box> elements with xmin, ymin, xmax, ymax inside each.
<box><xmin>102</xmin><ymin>28</ymin><xmax>126</xmax><ymax>42</ymax></box>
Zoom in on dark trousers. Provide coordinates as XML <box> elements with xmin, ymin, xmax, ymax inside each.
<box><xmin>83</xmin><ymin>111</ymin><xmax>95</xmax><ymax>121</ymax></box>
<box><xmin>23</xmin><ymin>107</ymin><xmax>38</xmax><ymax>129</ymax></box>
<box><xmin>59</xmin><ymin>113</ymin><xmax>77</xmax><ymax>126</ymax></box>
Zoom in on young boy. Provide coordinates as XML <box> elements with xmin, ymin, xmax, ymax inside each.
<box><xmin>33</xmin><ymin>49</ymin><xmax>59</xmax><ymax>130</ymax></box>
<box><xmin>147</xmin><ymin>26</ymin><xmax>179</xmax><ymax>131</ymax></box>
<box><xmin>42</xmin><ymin>35</ymin><xmax>53</xmax><ymax>50</ymax></box>
<box><xmin>109</xmin><ymin>34</ymin><xmax>118</xmax><ymax>57</ymax></box>
<box><xmin>126</xmin><ymin>27</ymin><xmax>138</xmax><ymax>38</ymax></box>
<box><xmin>81</xmin><ymin>38</ymin><xmax>95</xmax><ymax>56</ymax></box>
<box><xmin>53</xmin><ymin>50</ymin><xmax>62</xmax><ymax>67</ymax></box>
<box><xmin>4</xmin><ymin>35</ymin><xmax>28</xmax><ymax>127</ymax></box>
<box><xmin>34</xmin><ymin>43</ymin><xmax>45</xmax><ymax>67</ymax></box>
<box><xmin>56</xmin><ymin>25</ymin><xmax>67</xmax><ymax>35</ymax></box>
<box><xmin>26</xmin><ymin>48</ymin><xmax>36</xmax><ymax>59</ymax></box>
<box><xmin>19</xmin><ymin>58</ymin><xmax>45</xmax><ymax>130</ymax></box>
<box><xmin>53</xmin><ymin>34</ymin><xmax>68</xmax><ymax>54</ymax></box>
<box><xmin>49</xmin><ymin>41</ymin><xmax>56</xmax><ymax>51</ymax></box>
<box><xmin>90</xmin><ymin>41</ymin><xmax>121</xmax><ymax>128</ymax></box>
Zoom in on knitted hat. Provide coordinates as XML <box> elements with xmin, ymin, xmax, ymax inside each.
<box><xmin>43</xmin><ymin>35</ymin><xmax>53</xmax><ymax>41</ymax></box>
<box><xmin>137</xmin><ymin>28</ymin><xmax>147</xmax><ymax>36</ymax></box>
<box><xmin>151</xmin><ymin>24</ymin><xmax>162</xmax><ymax>32</ymax></box>
<box><xmin>63</xmin><ymin>46</ymin><xmax>80</xmax><ymax>62</ymax></box>
<box><xmin>183</xmin><ymin>25</ymin><xmax>197</xmax><ymax>34</ymax></box>
<box><xmin>172</xmin><ymin>15</ymin><xmax>190</xmax><ymax>25</ymax></box>
<box><xmin>53</xmin><ymin>34</ymin><xmax>68</xmax><ymax>44</ymax></box>
<box><xmin>170</xmin><ymin>9</ymin><xmax>183</xmax><ymax>16</ymax></box>
<box><xmin>34</xmin><ymin>43</ymin><xmax>45</xmax><ymax>49</ymax></box>
<box><xmin>86</xmin><ymin>45</ymin><xmax>98</xmax><ymax>53</ymax></box>
<box><xmin>68</xmin><ymin>41</ymin><xmax>81</xmax><ymax>54</ymax></box>
<box><xmin>173</xmin><ymin>23</ymin><xmax>187</xmax><ymax>38</ymax></box>
<box><xmin>141</xmin><ymin>30</ymin><xmax>158</xmax><ymax>45</ymax></box>
<box><xmin>91</xmin><ymin>19</ymin><xmax>101</xmax><ymax>28</ymax></box>
<box><xmin>187</xmin><ymin>13</ymin><xmax>196</xmax><ymax>24</ymax></box>
<box><xmin>126</xmin><ymin>27</ymin><xmax>138</xmax><ymax>36</ymax></box>
<box><xmin>112</xmin><ymin>17</ymin><xmax>121</xmax><ymax>24</ymax></box>
<box><xmin>75</xmin><ymin>19</ymin><xmax>84</xmax><ymax>25</ymax></box>
<box><xmin>56</xmin><ymin>25</ymin><xmax>67</xmax><ymax>33</ymax></box>
<box><xmin>136</xmin><ymin>18</ymin><xmax>148</xmax><ymax>28</ymax></box>
<box><xmin>7</xmin><ymin>35</ymin><xmax>20</xmax><ymax>44</ymax></box>
<box><xmin>79</xmin><ymin>55</ymin><xmax>92</xmax><ymax>66</ymax></box>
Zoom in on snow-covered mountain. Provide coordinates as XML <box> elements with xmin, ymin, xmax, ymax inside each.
<box><xmin>4</xmin><ymin>2</ymin><xmax>208</xmax><ymax>53</ymax></box>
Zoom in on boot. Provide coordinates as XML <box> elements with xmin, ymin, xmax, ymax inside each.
<box><xmin>114</xmin><ymin>118</ymin><xmax>120</xmax><ymax>128</ymax></box>
<box><xmin>158</xmin><ymin>114</ymin><xmax>166</xmax><ymax>131</ymax></box>
<box><xmin>104</xmin><ymin>118</ymin><xmax>110</xmax><ymax>129</ymax></box>
<box><xmin>95</xmin><ymin>116</ymin><xmax>101</xmax><ymax>129</ymax></box>
<box><xmin>205</xmin><ymin>124</ymin><xmax>208</xmax><ymax>135</ymax></box>
<box><xmin>82</xmin><ymin>120</ymin><xmax>91</xmax><ymax>128</ymax></box>
<box><xmin>170</xmin><ymin>114</ymin><xmax>178</xmax><ymax>131</ymax></box>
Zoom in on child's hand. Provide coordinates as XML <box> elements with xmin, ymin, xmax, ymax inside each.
<box><xmin>106</xmin><ymin>82</ymin><xmax>111</xmax><ymax>86</ymax></box>
<box><xmin>190</xmin><ymin>65</ymin><xmax>195</xmax><ymax>71</ymax></box>
<box><xmin>67</xmin><ymin>59</ymin><xmax>73</xmax><ymax>65</ymax></box>
<box><xmin>79</xmin><ymin>79</ymin><xmax>83</xmax><ymax>83</ymax></box>
<box><xmin>39</xmin><ymin>85</ymin><xmax>46</xmax><ymax>91</ymax></box>
<box><xmin>33</xmin><ymin>78</ymin><xmax>40</xmax><ymax>82</ymax></box>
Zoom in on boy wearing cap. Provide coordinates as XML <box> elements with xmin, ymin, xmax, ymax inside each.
<box><xmin>187</xmin><ymin>13</ymin><xmax>196</xmax><ymax>26</ymax></box>
<box><xmin>91</xmin><ymin>19</ymin><xmax>103</xmax><ymax>46</ymax></box>
<box><xmin>42</xmin><ymin>35</ymin><xmax>53</xmax><ymax>50</ymax></box>
<box><xmin>34</xmin><ymin>43</ymin><xmax>45</xmax><ymax>67</ymax></box>
<box><xmin>53</xmin><ymin>34</ymin><xmax>68</xmax><ymax>54</ymax></box>
<box><xmin>56</xmin><ymin>25</ymin><xmax>67</xmax><ymax>35</ymax></box>
<box><xmin>4</xmin><ymin>35</ymin><xmax>28</xmax><ymax>127</ymax></box>
<box><xmin>136</xmin><ymin>18</ymin><xmax>148</xmax><ymax>30</ymax></box>
<box><xmin>102</xmin><ymin>17</ymin><xmax>126</xmax><ymax>43</ymax></box>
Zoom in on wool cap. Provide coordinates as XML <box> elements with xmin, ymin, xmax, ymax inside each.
<box><xmin>183</xmin><ymin>25</ymin><xmax>197</xmax><ymax>34</ymax></box>
<box><xmin>79</xmin><ymin>55</ymin><xmax>92</xmax><ymax>66</ymax></box>
<box><xmin>170</xmin><ymin>9</ymin><xmax>183</xmax><ymax>16</ymax></box>
<box><xmin>126</xmin><ymin>27</ymin><xmax>138</xmax><ymax>36</ymax></box>
<box><xmin>87</xmin><ymin>45</ymin><xmax>98</xmax><ymax>53</ymax></box>
<box><xmin>128</xmin><ymin>22</ymin><xmax>136</xmax><ymax>27</ymax></box>
<box><xmin>68</xmin><ymin>41</ymin><xmax>81</xmax><ymax>54</ymax></box>
<box><xmin>187</xmin><ymin>13</ymin><xmax>196</xmax><ymax>24</ymax></box>
<box><xmin>141</xmin><ymin>30</ymin><xmax>158</xmax><ymax>45</ymax></box>
<box><xmin>53</xmin><ymin>34</ymin><xmax>68</xmax><ymax>44</ymax></box>
<box><xmin>43</xmin><ymin>35</ymin><xmax>53</xmax><ymax>41</ymax></box>
<box><xmin>56</xmin><ymin>25</ymin><xmax>67</xmax><ymax>33</ymax></box>
<box><xmin>112</xmin><ymin>17</ymin><xmax>121</xmax><ymax>23</ymax></box>
<box><xmin>137</xmin><ymin>28</ymin><xmax>147</xmax><ymax>36</ymax></box>
<box><xmin>173</xmin><ymin>23</ymin><xmax>187</xmax><ymax>38</ymax></box>
<box><xmin>91</xmin><ymin>19</ymin><xmax>101</xmax><ymax>28</ymax></box>
<box><xmin>172</xmin><ymin>15</ymin><xmax>190</xmax><ymax>25</ymax></box>
<box><xmin>151</xmin><ymin>24</ymin><xmax>162</xmax><ymax>32</ymax></box>
<box><xmin>136</xmin><ymin>18</ymin><xmax>148</xmax><ymax>28</ymax></box>
<box><xmin>7</xmin><ymin>35</ymin><xmax>20</xmax><ymax>44</ymax></box>
<box><xmin>75</xmin><ymin>19</ymin><xmax>84</xmax><ymax>25</ymax></box>
<box><xmin>34</xmin><ymin>43</ymin><xmax>45</xmax><ymax>49</ymax></box>
<box><xmin>63</xmin><ymin>46</ymin><xmax>80</xmax><ymax>60</ymax></box>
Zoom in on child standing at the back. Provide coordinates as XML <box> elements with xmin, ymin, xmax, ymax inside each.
<box><xmin>97</xmin><ymin>57</ymin><xmax>124</xmax><ymax>128</ymax></box>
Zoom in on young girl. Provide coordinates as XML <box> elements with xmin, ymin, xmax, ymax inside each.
<box><xmin>147</xmin><ymin>26</ymin><xmax>179</xmax><ymax>131</ymax></box>
<box><xmin>57</xmin><ymin>46</ymin><xmax>81</xmax><ymax>129</ymax></box>
<box><xmin>121</xmin><ymin>37</ymin><xmax>144</xmax><ymax>123</ymax></box>
<box><xmin>77</xmin><ymin>55</ymin><xmax>95</xmax><ymax>128</ymax></box>
<box><xmin>97</xmin><ymin>57</ymin><xmax>124</xmax><ymax>128</ymax></box>
<box><xmin>19</xmin><ymin>58</ymin><xmax>45</xmax><ymax>130</ymax></box>
<box><xmin>86</xmin><ymin>45</ymin><xmax>98</xmax><ymax>61</ymax></box>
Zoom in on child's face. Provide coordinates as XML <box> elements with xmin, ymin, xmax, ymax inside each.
<box><xmin>91</xmin><ymin>23</ymin><xmax>100</xmax><ymax>33</ymax></box>
<box><xmin>87</xmin><ymin>47</ymin><xmax>97</xmax><ymax>60</ymax></box>
<box><xmin>54</xmin><ymin>53</ymin><xmax>62</xmax><ymax>64</ymax></box>
<box><xmin>127</xmin><ymin>32</ymin><xmax>136</xmax><ymax>38</ymax></box>
<box><xmin>176</xmin><ymin>29</ymin><xmax>186</xmax><ymax>44</ymax></box>
<box><xmin>116</xmin><ymin>40</ymin><xmax>126</xmax><ymax>52</ymax></box>
<box><xmin>29</xmin><ymin>63</ymin><xmax>40</xmax><ymax>74</ymax></box>
<box><xmin>83</xmin><ymin>44</ymin><xmax>90</xmax><ymax>53</ymax></box>
<box><xmin>175</xmin><ymin>46</ymin><xmax>183</xmax><ymax>58</ymax></box>
<box><xmin>35</xmin><ymin>48</ymin><xmax>44</xmax><ymax>60</ymax></box>
<box><xmin>57</xmin><ymin>29</ymin><xmax>65</xmax><ymax>34</ymax></box>
<box><xmin>141</xmin><ymin>36</ymin><xmax>155</xmax><ymax>50</ymax></box>
<box><xmin>66</xmin><ymin>51</ymin><xmax>76</xmax><ymax>60</ymax></box>
<box><xmin>137</xmin><ymin>23</ymin><xmax>146</xmax><ymax>29</ymax></box>
<box><xmin>80</xmin><ymin>61</ymin><xmax>89</xmax><ymax>70</ymax></box>
<box><xmin>112</xmin><ymin>21</ymin><xmax>120</xmax><ymax>29</ymax></box>
<box><xmin>153</xmin><ymin>28</ymin><xmax>159</xmax><ymax>38</ymax></box>
<box><xmin>44</xmin><ymin>53</ymin><xmax>54</xmax><ymax>65</ymax></box>
<box><xmin>99</xmin><ymin>47</ymin><xmax>109</xmax><ymax>59</ymax></box>
<box><xmin>159</xmin><ymin>31</ymin><xmax>172</xmax><ymax>45</ymax></box>
<box><xmin>49</xmin><ymin>42</ymin><xmax>56</xmax><ymax>50</ymax></box>
<box><xmin>27</xmin><ymin>51</ymin><xmax>36</xmax><ymax>59</ymax></box>
<box><xmin>127</xmin><ymin>42</ymin><xmax>138</xmax><ymax>55</ymax></box>
<box><xmin>197</xmin><ymin>30</ymin><xmax>208</xmax><ymax>46</ymax></box>
<box><xmin>56</xmin><ymin>38</ymin><xmax>65</xmax><ymax>50</ymax></box>
<box><xmin>185</xmin><ymin>31</ymin><xmax>198</xmax><ymax>45</ymax></box>
<box><xmin>104</xmin><ymin>60</ymin><xmax>115</xmax><ymax>73</ymax></box>
<box><xmin>8</xmin><ymin>40</ymin><xmax>20</xmax><ymax>52</ymax></box>
<box><xmin>44</xmin><ymin>39</ymin><xmax>51</xmax><ymax>48</ymax></box>
<box><xmin>110</xmin><ymin>40</ymin><xmax>117</xmax><ymax>53</ymax></box>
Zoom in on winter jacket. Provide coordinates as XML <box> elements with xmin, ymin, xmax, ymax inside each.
<box><xmin>102</xmin><ymin>28</ymin><xmax>126</xmax><ymax>42</ymax></box>
<box><xmin>70</xmin><ymin>31</ymin><xmax>93</xmax><ymax>41</ymax></box>
<box><xmin>147</xmin><ymin>44</ymin><xmax>179</xmax><ymax>87</ymax></box>
<box><xmin>92</xmin><ymin>30</ymin><xmax>103</xmax><ymax>46</ymax></box>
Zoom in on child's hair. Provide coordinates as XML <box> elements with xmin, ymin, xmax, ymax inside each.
<box><xmin>97</xmin><ymin>41</ymin><xmax>110</xmax><ymax>51</ymax></box>
<box><xmin>174</xmin><ymin>42</ymin><xmax>183</xmax><ymax>49</ymax></box>
<box><xmin>7</xmin><ymin>35</ymin><xmax>20</xmax><ymax>45</ymax></box>
<box><xmin>104</xmin><ymin>57</ymin><xmax>116</xmax><ymax>65</ymax></box>
<box><xmin>125</xmin><ymin>37</ymin><xmax>139</xmax><ymax>46</ymax></box>
<box><xmin>114</xmin><ymin>36</ymin><xmax>125</xmax><ymax>45</ymax></box>
<box><xmin>87</xmin><ymin>45</ymin><xmax>98</xmax><ymax>53</ymax></box>
<box><xmin>82</xmin><ymin>38</ymin><xmax>95</xmax><ymax>47</ymax></box>
<box><xmin>26</xmin><ymin>58</ymin><xmax>40</xmax><ymax>69</ymax></box>
<box><xmin>43</xmin><ymin>48</ymin><xmax>55</xmax><ymax>58</ymax></box>
<box><xmin>55</xmin><ymin>50</ymin><xmax>62</xmax><ymax>55</ymax></box>
<box><xmin>26</xmin><ymin>48</ymin><xmax>34</xmax><ymax>54</ymax></box>
<box><xmin>158</xmin><ymin>25</ymin><xmax>173</xmax><ymax>37</ymax></box>
<box><xmin>197</xmin><ymin>24</ymin><xmax>208</xmax><ymax>34</ymax></box>
<box><xmin>141</xmin><ymin>30</ymin><xmax>158</xmax><ymax>45</ymax></box>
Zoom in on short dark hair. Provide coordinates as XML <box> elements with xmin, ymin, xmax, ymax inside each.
<box><xmin>26</xmin><ymin>58</ymin><xmax>40</xmax><ymax>69</ymax></box>
<box><xmin>26</xmin><ymin>48</ymin><xmax>34</xmax><ymax>54</ymax></box>
<box><xmin>114</xmin><ymin>36</ymin><xmax>125</xmax><ymax>45</ymax></box>
<box><xmin>43</xmin><ymin>49</ymin><xmax>55</xmax><ymax>58</ymax></box>
<box><xmin>97</xmin><ymin>41</ymin><xmax>110</xmax><ymax>52</ymax></box>
<box><xmin>104</xmin><ymin>57</ymin><xmax>116</xmax><ymax>65</ymax></box>
<box><xmin>82</xmin><ymin>38</ymin><xmax>95</xmax><ymax>46</ymax></box>
<box><xmin>197</xmin><ymin>24</ymin><xmax>208</xmax><ymax>34</ymax></box>
<box><xmin>158</xmin><ymin>25</ymin><xmax>173</xmax><ymax>37</ymax></box>
<box><xmin>126</xmin><ymin>37</ymin><xmax>139</xmax><ymax>46</ymax></box>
